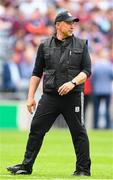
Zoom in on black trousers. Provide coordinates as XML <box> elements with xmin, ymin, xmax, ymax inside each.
<box><xmin>22</xmin><ymin>92</ymin><xmax>91</xmax><ymax>173</ymax></box>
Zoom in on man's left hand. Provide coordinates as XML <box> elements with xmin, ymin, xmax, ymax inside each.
<box><xmin>58</xmin><ymin>81</ymin><xmax>75</xmax><ymax>96</ymax></box>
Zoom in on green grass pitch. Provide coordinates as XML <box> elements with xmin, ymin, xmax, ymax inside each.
<box><xmin>0</xmin><ymin>129</ymin><xmax>113</xmax><ymax>179</ymax></box>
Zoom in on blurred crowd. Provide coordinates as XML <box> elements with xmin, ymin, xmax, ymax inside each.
<box><xmin>0</xmin><ymin>0</ymin><xmax>113</xmax><ymax>128</ymax></box>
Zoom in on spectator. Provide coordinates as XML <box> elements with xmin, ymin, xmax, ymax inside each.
<box><xmin>2</xmin><ymin>52</ymin><xmax>29</xmax><ymax>93</ymax></box>
<box><xmin>25</xmin><ymin>8</ymin><xmax>54</xmax><ymax>36</ymax></box>
<box><xmin>19</xmin><ymin>43</ymin><xmax>35</xmax><ymax>79</ymax></box>
<box><xmin>92</xmin><ymin>51</ymin><xmax>113</xmax><ymax>129</ymax></box>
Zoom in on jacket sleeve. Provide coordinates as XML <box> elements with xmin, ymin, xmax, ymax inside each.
<box><xmin>32</xmin><ymin>43</ymin><xmax>45</xmax><ymax>78</ymax></box>
<box><xmin>81</xmin><ymin>42</ymin><xmax>91</xmax><ymax>77</ymax></box>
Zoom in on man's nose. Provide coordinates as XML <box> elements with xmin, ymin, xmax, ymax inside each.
<box><xmin>70</xmin><ymin>24</ymin><xmax>74</xmax><ymax>29</ymax></box>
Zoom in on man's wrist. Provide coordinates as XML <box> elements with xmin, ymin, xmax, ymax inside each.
<box><xmin>28</xmin><ymin>96</ymin><xmax>34</xmax><ymax>99</ymax></box>
<box><xmin>71</xmin><ymin>80</ymin><xmax>76</xmax><ymax>87</ymax></box>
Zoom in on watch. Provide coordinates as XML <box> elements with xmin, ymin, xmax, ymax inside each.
<box><xmin>71</xmin><ymin>80</ymin><xmax>76</xmax><ymax>86</ymax></box>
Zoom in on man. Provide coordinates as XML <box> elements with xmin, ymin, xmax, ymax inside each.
<box><xmin>7</xmin><ymin>11</ymin><xmax>91</xmax><ymax>176</ymax></box>
<box><xmin>92</xmin><ymin>51</ymin><xmax>113</xmax><ymax>129</ymax></box>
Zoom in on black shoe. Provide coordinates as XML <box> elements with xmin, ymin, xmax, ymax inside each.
<box><xmin>73</xmin><ymin>171</ymin><xmax>90</xmax><ymax>176</ymax></box>
<box><xmin>7</xmin><ymin>164</ymin><xmax>32</xmax><ymax>175</ymax></box>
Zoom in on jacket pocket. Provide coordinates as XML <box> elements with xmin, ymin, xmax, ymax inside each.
<box><xmin>43</xmin><ymin>69</ymin><xmax>56</xmax><ymax>89</ymax></box>
<box><xmin>69</xmin><ymin>48</ymin><xmax>83</xmax><ymax>66</ymax></box>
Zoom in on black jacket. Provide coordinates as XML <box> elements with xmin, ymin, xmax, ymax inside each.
<box><xmin>32</xmin><ymin>35</ymin><xmax>91</xmax><ymax>93</ymax></box>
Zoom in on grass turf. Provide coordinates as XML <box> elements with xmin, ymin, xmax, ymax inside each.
<box><xmin>0</xmin><ymin>129</ymin><xmax>113</xmax><ymax>179</ymax></box>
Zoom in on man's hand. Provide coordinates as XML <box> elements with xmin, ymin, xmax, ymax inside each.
<box><xmin>27</xmin><ymin>97</ymin><xmax>36</xmax><ymax>114</ymax></box>
<box><xmin>58</xmin><ymin>81</ymin><xmax>75</xmax><ymax>96</ymax></box>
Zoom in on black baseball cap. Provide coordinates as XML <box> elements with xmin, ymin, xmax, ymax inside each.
<box><xmin>55</xmin><ymin>11</ymin><xmax>79</xmax><ymax>24</ymax></box>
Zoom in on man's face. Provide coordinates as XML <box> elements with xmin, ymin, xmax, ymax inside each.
<box><xmin>56</xmin><ymin>21</ymin><xmax>75</xmax><ymax>37</ymax></box>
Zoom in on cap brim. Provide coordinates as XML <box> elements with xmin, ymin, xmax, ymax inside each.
<box><xmin>65</xmin><ymin>17</ymin><xmax>79</xmax><ymax>22</ymax></box>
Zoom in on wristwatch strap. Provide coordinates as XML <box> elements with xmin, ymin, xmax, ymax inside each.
<box><xmin>71</xmin><ymin>80</ymin><xmax>76</xmax><ymax>86</ymax></box>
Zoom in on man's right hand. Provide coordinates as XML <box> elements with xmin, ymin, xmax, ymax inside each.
<box><xmin>27</xmin><ymin>97</ymin><xmax>36</xmax><ymax>114</ymax></box>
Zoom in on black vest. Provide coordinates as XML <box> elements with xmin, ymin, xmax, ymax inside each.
<box><xmin>43</xmin><ymin>35</ymin><xmax>86</xmax><ymax>93</ymax></box>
